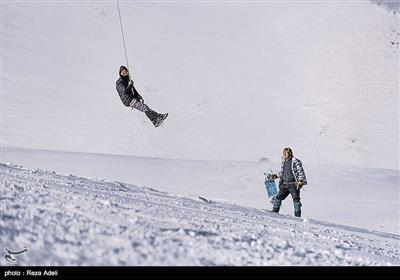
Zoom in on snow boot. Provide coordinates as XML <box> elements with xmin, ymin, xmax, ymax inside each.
<box><xmin>155</xmin><ymin>112</ymin><xmax>168</xmax><ymax>127</ymax></box>
<box><xmin>145</xmin><ymin>109</ymin><xmax>168</xmax><ymax>127</ymax></box>
<box><xmin>272</xmin><ymin>200</ymin><xmax>281</xmax><ymax>213</ymax></box>
<box><xmin>294</xmin><ymin>201</ymin><xmax>302</xmax><ymax>217</ymax></box>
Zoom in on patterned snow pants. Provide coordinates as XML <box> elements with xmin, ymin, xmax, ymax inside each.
<box><xmin>129</xmin><ymin>99</ymin><xmax>149</xmax><ymax>112</ymax></box>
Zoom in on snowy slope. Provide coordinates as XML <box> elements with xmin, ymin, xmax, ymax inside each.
<box><xmin>1</xmin><ymin>163</ymin><xmax>399</xmax><ymax>266</ymax></box>
<box><xmin>1</xmin><ymin>1</ymin><xmax>399</xmax><ymax>170</ymax></box>
<box><xmin>2</xmin><ymin>147</ymin><xmax>399</xmax><ymax>235</ymax></box>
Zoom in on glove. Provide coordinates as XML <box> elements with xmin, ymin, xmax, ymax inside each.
<box><xmin>136</xmin><ymin>94</ymin><xmax>144</xmax><ymax>103</ymax></box>
<box><xmin>295</xmin><ymin>180</ymin><xmax>304</xmax><ymax>190</ymax></box>
<box><xmin>267</xmin><ymin>173</ymin><xmax>279</xmax><ymax>180</ymax></box>
<box><xmin>127</xmin><ymin>80</ymin><xmax>134</xmax><ymax>91</ymax></box>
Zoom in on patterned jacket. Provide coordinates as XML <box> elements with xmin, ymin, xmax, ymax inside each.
<box><xmin>278</xmin><ymin>157</ymin><xmax>307</xmax><ymax>186</ymax></box>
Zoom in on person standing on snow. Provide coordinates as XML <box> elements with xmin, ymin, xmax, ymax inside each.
<box><xmin>269</xmin><ymin>147</ymin><xmax>307</xmax><ymax>217</ymax></box>
<box><xmin>116</xmin><ymin>66</ymin><xmax>168</xmax><ymax>127</ymax></box>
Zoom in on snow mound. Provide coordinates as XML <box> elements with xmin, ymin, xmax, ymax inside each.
<box><xmin>1</xmin><ymin>163</ymin><xmax>398</xmax><ymax>266</ymax></box>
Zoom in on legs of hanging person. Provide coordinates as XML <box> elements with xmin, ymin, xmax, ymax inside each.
<box><xmin>129</xmin><ymin>98</ymin><xmax>149</xmax><ymax>113</ymax></box>
<box><xmin>272</xmin><ymin>183</ymin><xmax>302</xmax><ymax>217</ymax></box>
<box><xmin>129</xmin><ymin>98</ymin><xmax>161</xmax><ymax>126</ymax></box>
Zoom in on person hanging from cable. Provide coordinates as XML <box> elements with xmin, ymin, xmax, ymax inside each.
<box><xmin>116</xmin><ymin>66</ymin><xmax>168</xmax><ymax>127</ymax></box>
<box><xmin>115</xmin><ymin>1</ymin><xmax>167</xmax><ymax>127</ymax></box>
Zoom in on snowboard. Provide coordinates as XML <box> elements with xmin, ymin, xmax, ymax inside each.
<box><xmin>155</xmin><ymin>113</ymin><xmax>168</xmax><ymax>127</ymax></box>
<box><xmin>258</xmin><ymin>157</ymin><xmax>278</xmax><ymax>204</ymax></box>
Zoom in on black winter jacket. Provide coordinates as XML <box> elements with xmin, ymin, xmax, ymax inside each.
<box><xmin>116</xmin><ymin>66</ymin><xmax>142</xmax><ymax>107</ymax></box>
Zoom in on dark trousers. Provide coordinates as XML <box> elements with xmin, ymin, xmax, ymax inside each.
<box><xmin>275</xmin><ymin>183</ymin><xmax>300</xmax><ymax>202</ymax></box>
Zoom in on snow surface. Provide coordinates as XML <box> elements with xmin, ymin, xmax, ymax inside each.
<box><xmin>1</xmin><ymin>163</ymin><xmax>399</xmax><ymax>266</ymax></box>
<box><xmin>2</xmin><ymin>147</ymin><xmax>399</xmax><ymax>235</ymax></box>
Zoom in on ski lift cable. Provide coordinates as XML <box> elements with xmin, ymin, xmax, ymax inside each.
<box><xmin>116</xmin><ymin>0</ymin><xmax>130</xmax><ymax>78</ymax></box>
